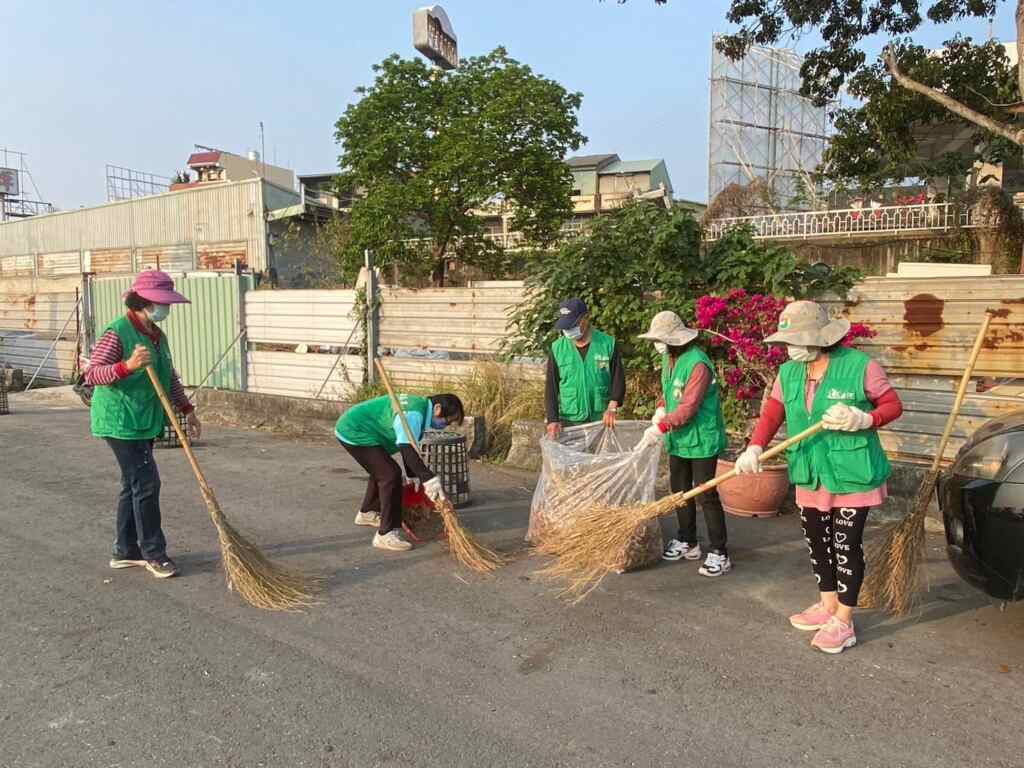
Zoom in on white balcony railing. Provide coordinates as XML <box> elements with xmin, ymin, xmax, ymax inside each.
<box><xmin>704</xmin><ymin>202</ymin><xmax>992</xmax><ymax>242</ymax></box>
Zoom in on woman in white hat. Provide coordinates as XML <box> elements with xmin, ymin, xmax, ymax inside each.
<box><xmin>638</xmin><ymin>311</ymin><xmax>731</xmax><ymax>577</ymax></box>
<box><xmin>734</xmin><ymin>300</ymin><xmax>903</xmax><ymax>653</ymax></box>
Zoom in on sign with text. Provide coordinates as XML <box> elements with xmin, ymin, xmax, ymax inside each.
<box><xmin>0</xmin><ymin>168</ymin><xmax>18</xmax><ymax>196</ymax></box>
<box><xmin>413</xmin><ymin>5</ymin><xmax>458</xmax><ymax>70</ymax></box>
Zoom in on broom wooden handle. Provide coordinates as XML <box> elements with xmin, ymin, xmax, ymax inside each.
<box><xmin>145</xmin><ymin>367</ymin><xmax>216</xmax><ymax>503</ymax></box>
<box><xmin>674</xmin><ymin>421</ymin><xmax>826</xmax><ymax>505</ymax></box>
<box><xmin>374</xmin><ymin>359</ymin><xmax>424</xmax><ymax>457</ymax></box>
<box><xmin>928</xmin><ymin>310</ymin><xmax>995</xmax><ymax>473</ymax></box>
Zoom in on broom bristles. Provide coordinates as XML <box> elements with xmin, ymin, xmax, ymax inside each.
<box><xmin>436</xmin><ymin>500</ymin><xmax>507</xmax><ymax>573</ymax></box>
<box><xmin>205</xmin><ymin>499</ymin><xmax>321</xmax><ymax>612</ymax></box>
<box><xmin>859</xmin><ymin>469</ymin><xmax>936</xmax><ymax>615</ymax></box>
<box><xmin>534</xmin><ymin>495</ymin><xmax>678</xmax><ymax>601</ymax></box>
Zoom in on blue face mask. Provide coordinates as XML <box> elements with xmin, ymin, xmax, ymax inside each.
<box><xmin>562</xmin><ymin>326</ymin><xmax>583</xmax><ymax>341</ymax></box>
<box><xmin>147</xmin><ymin>304</ymin><xmax>170</xmax><ymax>323</ymax></box>
<box><xmin>431</xmin><ymin>416</ymin><xmax>448</xmax><ymax>430</ymax></box>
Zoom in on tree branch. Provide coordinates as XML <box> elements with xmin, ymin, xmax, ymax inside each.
<box><xmin>884</xmin><ymin>47</ymin><xmax>1024</xmax><ymax>147</ymax></box>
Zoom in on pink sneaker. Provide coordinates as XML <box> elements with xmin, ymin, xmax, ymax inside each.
<box><xmin>789</xmin><ymin>602</ymin><xmax>833</xmax><ymax>631</ymax></box>
<box><xmin>810</xmin><ymin>616</ymin><xmax>857</xmax><ymax>654</ymax></box>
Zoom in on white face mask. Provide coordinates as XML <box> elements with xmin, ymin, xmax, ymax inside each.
<box><xmin>562</xmin><ymin>326</ymin><xmax>583</xmax><ymax>341</ymax></box>
<box><xmin>147</xmin><ymin>304</ymin><xmax>170</xmax><ymax>323</ymax></box>
<box><xmin>787</xmin><ymin>344</ymin><xmax>819</xmax><ymax>362</ymax></box>
<box><xmin>653</xmin><ymin>342</ymin><xmax>668</xmax><ymax>355</ymax></box>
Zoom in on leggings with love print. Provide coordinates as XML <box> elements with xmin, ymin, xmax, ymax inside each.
<box><xmin>800</xmin><ymin>506</ymin><xmax>870</xmax><ymax>608</ymax></box>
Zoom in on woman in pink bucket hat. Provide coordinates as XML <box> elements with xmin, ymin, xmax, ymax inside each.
<box><xmin>734</xmin><ymin>300</ymin><xmax>903</xmax><ymax>654</ymax></box>
<box><xmin>84</xmin><ymin>270</ymin><xmax>200</xmax><ymax>579</ymax></box>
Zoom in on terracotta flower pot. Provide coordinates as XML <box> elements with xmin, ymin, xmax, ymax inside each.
<box><xmin>715</xmin><ymin>457</ymin><xmax>790</xmax><ymax>518</ymax></box>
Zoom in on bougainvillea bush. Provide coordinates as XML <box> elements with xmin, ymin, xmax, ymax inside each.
<box><xmin>695</xmin><ymin>289</ymin><xmax>877</xmax><ymax>440</ymax></box>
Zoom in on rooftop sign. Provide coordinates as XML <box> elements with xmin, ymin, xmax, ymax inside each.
<box><xmin>413</xmin><ymin>5</ymin><xmax>459</xmax><ymax>70</ymax></box>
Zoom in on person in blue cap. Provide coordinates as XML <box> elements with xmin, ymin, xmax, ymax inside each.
<box><xmin>544</xmin><ymin>298</ymin><xmax>626</xmax><ymax>439</ymax></box>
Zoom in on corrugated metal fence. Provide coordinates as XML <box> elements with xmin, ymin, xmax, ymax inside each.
<box><xmin>244</xmin><ymin>289</ymin><xmax>365</xmax><ymax>400</ymax></box>
<box><xmin>90</xmin><ymin>273</ymin><xmax>251</xmax><ymax>389</ymax></box>
<box><xmin>0</xmin><ymin>290</ymin><xmax>80</xmax><ymax>383</ymax></box>
<box><xmin>822</xmin><ymin>276</ymin><xmax>1024</xmax><ymax>462</ymax></box>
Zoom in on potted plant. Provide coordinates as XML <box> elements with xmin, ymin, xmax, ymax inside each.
<box><xmin>695</xmin><ymin>289</ymin><xmax>876</xmax><ymax>517</ymax></box>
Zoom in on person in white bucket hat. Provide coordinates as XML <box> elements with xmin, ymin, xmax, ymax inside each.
<box><xmin>637</xmin><ymin>311</ymin><xmax>731</xmax><ymax>578</ymax></box>
<box><xmin>735</xmin><ymin>300</ymin><xmax>904</xmax><ymax>654</ymax></box>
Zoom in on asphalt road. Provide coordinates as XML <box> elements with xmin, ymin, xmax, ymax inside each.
<box><xmin>2</xmin><ymin>390</ymin><xmax>1023</xmax><ymax>768</ymax></box>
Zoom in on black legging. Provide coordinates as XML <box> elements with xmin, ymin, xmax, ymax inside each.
<box><xmin>800</xmin><ymin>506</ymin><xmax>869</xmax><ymax>608</ymax></box>
<box><xmin>669</xmin><ymin>455</ymin><xmax>727</xmax><ymax>554</ymax></box>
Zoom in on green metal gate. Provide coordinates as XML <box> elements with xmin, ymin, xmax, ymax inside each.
<box><xmin>88</xmin><ymin>273</ymin><xmax>252</xmax><ymax>389</ymax></box>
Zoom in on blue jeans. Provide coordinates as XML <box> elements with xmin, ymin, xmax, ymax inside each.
<box><xmin>105</xmin><ymin>439</ymin><xmax>166</xmax><ymax>560</ymax></box>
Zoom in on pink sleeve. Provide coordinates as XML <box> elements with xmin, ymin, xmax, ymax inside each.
<box><xmin>863</xmin><ymin>361</ymin><xmax>894</xmax><ymax>400</ymax></box>
<box><xmin>662</xmin><ymin>364</ymin><xmax>712</xmax><ymax>429</ymax></box>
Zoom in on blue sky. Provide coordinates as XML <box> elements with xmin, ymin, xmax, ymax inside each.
<box><xmin>3</xmin><ymin>1</ymin><xmax>1018</xmax><ymax>209</ymax></box>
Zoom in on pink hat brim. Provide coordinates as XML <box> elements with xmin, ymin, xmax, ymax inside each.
<box><xmin>133</xmin><ymin>287</ymin><xmax>191</xmax><ymax>305</ymax></box>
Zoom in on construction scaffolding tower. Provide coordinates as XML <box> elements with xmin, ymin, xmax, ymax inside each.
<box><xmin>106</xmin><ymin>164</ymin><xmax>172</xmax><ymax>201</ymax></box>
<box><xmin>708</xmin><ymin>36</ymin><xmax>833</xmax><ymax>212</ymax></box>
<box><xmin>0</xmin><ymin>149</ymin><xmax>55</xmax><ymax>222</ymax></box>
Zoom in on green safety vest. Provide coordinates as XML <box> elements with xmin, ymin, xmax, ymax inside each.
<box><xmin>662</xmin><ymin>346</ymin><xmax>727</xmax><ymax>459</ymax></box>
<box><xmin>552</xmin><ymin>330</ymin><xmax>616</xmax><ymax>424</ymax></box>
<box><xmin>779</xmin><ymin>346</ymin><xmax>892</xmax><ymax>493</ymax></box>
<box><xmin>90</xmin><ymin>315</ymin><xmax>174</xmax><ymax>441</ymax></box>
<box><xmin>335</xmin><ymin>394</ymin><xmax>430</xmax><ymax>455</ymax></box>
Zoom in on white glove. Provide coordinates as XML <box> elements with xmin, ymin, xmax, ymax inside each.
<box><xmin>651</xmin><ymin>406</ymin><xmax>667</xmax><ymax>427</ymax></box>
<box><xmin>822</xmin><ymin>403</ymin><xmax>873</xmax><ymax>432</ymax></box>
<box><xmin>636</xmin><ymin>424</ymin><xmax>663</xmax><ymax>451</ymax></box>
<box><xmin>734</xmin><ymin>445</ymin><xmax>764</xmax><ymax>474</ymax></box>
<box><xmin>423</xmin><ymin>477</ymin><xmax>446</xmax><ymax>503</ymax></box>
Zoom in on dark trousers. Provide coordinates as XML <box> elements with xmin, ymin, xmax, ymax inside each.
<box><xmin>105</xmin><ymin>438</ymin><xmax>166</xmax><ymax>560</ymax></box>
<box><xmin>800</xmin><ymin>507</ymin><xmax>870</xmax><ymax>608</ymax></box>
<box><xmin>669</xmin><ymin>454</ymin><xmax>727</xmax><ymax>554</ymax></box>
<box><xmin>340</xmin><ymin>442</ymin><xmax>403</xmax><ymax>534</ymax></box>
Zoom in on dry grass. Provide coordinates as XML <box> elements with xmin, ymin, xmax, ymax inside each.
<box><xmin>455</xmin><ymin>361</ymin><xmax>544</xmax><ymax>459</ymax></box>
<box><xmin>859</xmin><ymin>470</ymin><xmax>934</xmax><ymax>615</ymax></box>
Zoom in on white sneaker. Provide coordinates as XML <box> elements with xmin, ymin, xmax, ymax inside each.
<box><xmin>372</xmin><ymin>529</ymin><xmax>413</xmax><ymax>552</ymax></box>
<box><xmin>662</xmin><ymin>539</ymin><xmax>702</xmax><ymax>562</ymax></box>
<box><xmin>698</xmin><ymin>551</ymin><xmax>732</xmax><ymax>577</ymax></box>
<box><xmin>354</xmin><ymin>510</ymin><xmax>382</xmax><ymax>528</ymax></box>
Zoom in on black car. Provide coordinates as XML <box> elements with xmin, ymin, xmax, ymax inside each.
<box><xmin>939</xmin><ymin>409</ymin><xmax>1024</xmax><ymax>601</ymax></box>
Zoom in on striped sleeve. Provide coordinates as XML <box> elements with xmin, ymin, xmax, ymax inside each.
<box><xmin>84</xmin><ymin>331</ymin><xmax>129</xmax><ymax>385</ymax></box>
<box><xmin>170</xmin><ymin>370</ymin><xmax>193</xmax><ymax>414</ymax></box>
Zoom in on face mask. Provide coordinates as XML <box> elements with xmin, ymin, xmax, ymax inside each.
<box><xmin>431</xmin><ymin>416</ymin><xmax>448</xmax><ymax>430</ymax></box>
<box><xmin>653</xmin><ymin>342</ymin><xmax>668</xmax><ymax>355</ymax></box>
<box><xmin>562</xmin><ymin>326</ymin><xmax>583</xmax><ymax>341</ymax></box>
<box><xmin>787</xmin><ymin>345</ymin><xmax>819</xmax><ymax>362</ymax></box>
<box><xmin>147</xmin><ymin>304</ymin><xmax>170</xmax><ymax>323</ymax></box>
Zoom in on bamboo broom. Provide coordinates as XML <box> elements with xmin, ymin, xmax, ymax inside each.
<box><xmin>374</xmin><ymin>360</ymin><xmax>506</xmax><ymax>573</ymax></box>
<box><xmin>146</xmin><ymin>368</ymin><xmax>319</xmax><ymax>611</ymax></box>
<box><xmin>536</xmin><ymin>421</ymin><xmax>827</xmax><ymax>601</ymax></box>
<box><xmin>860</xmin><ymin>309</ymin><xmax>995</xmax><ymax>615</ymax></box>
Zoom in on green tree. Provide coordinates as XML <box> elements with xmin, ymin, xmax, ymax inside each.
<box><xmin>335</xmin><ymin>47</ymin><xmax>585</xmax><ymax>285</ymax></box>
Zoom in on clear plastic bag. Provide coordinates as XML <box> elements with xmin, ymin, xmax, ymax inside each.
<box><xmin>528</xmin><ymin>420</ymin><xmax>663</xmax><ymax>573</ymax></box>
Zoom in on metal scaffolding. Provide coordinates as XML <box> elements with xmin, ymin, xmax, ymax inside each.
<box><xmin>0</xmin><ymin>149</ymin><xmax>55</xmax><ymax>222</ymax></box>
<box><xmin>105</xmin><ymin>164</ymin><xmax>172</xmax><ymax>201</ymax></box>
<box><xmin>708</xmin><ymin>37</ymin><xmax>833</xmax><ymax>211</ymax></box>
